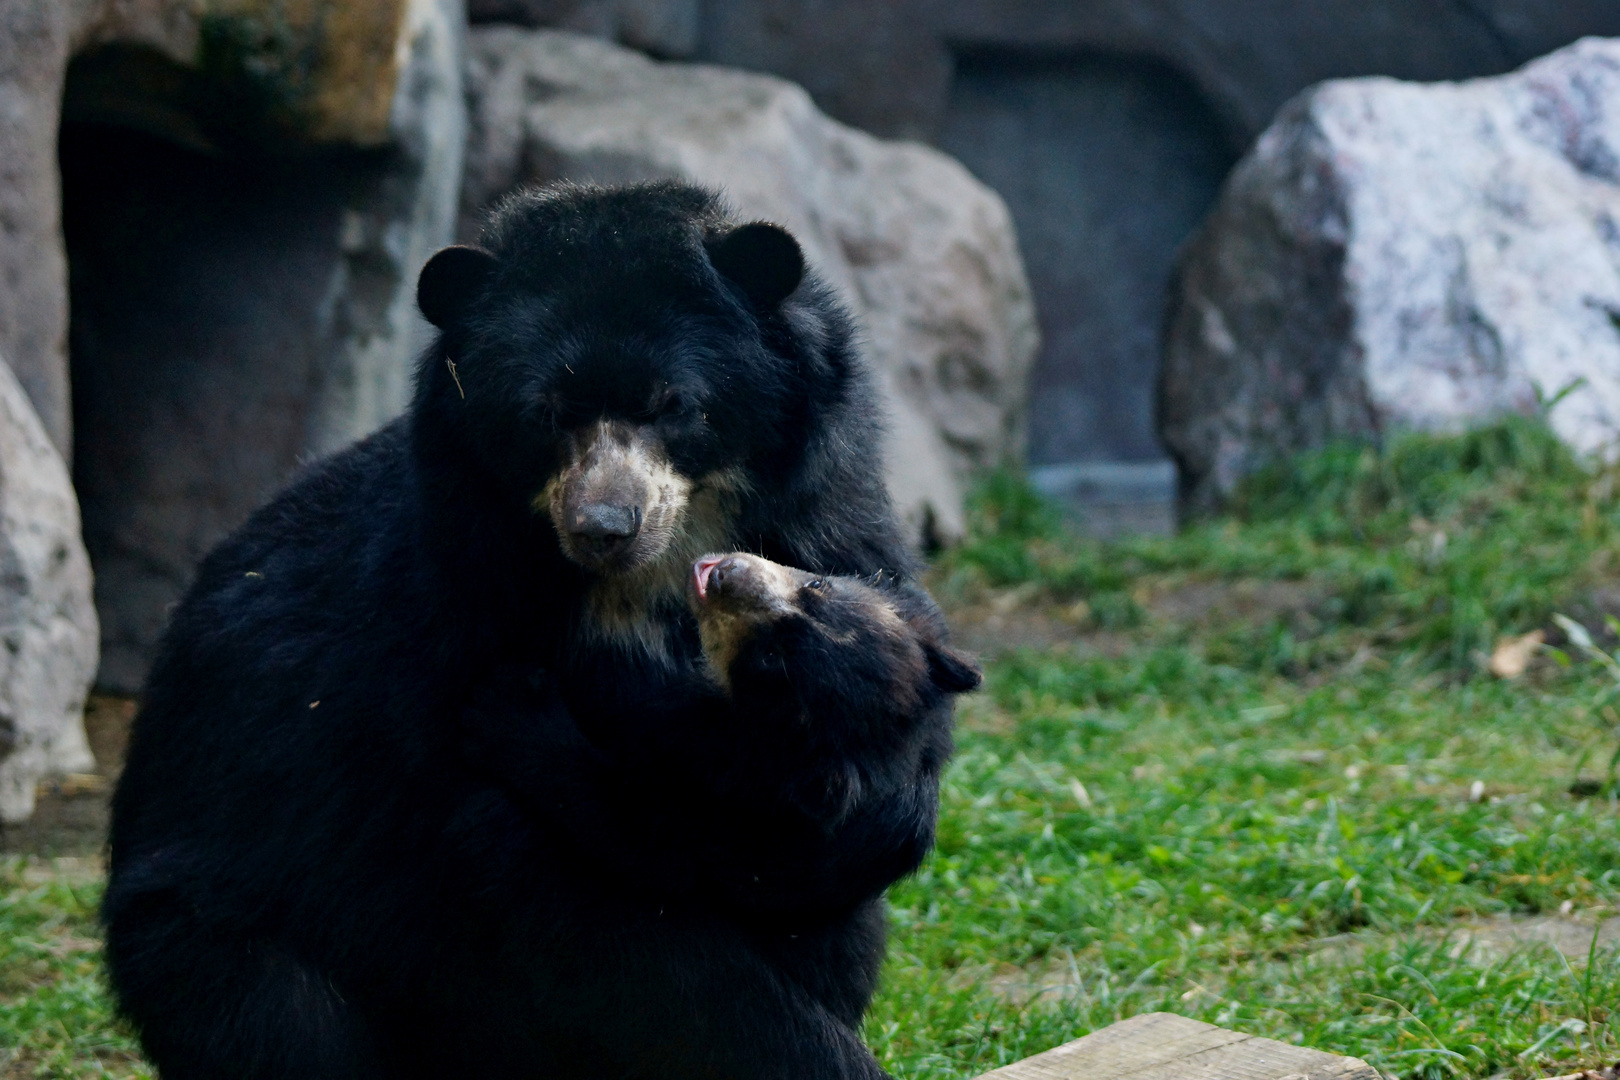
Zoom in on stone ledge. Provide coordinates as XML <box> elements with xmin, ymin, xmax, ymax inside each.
<box><xmin>976</xmin><ymin>1012</ymin><xmax>1380</xmax><ymax>1080</ymax></box>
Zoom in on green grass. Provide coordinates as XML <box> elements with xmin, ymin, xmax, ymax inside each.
<box><xmin>5</xmin><ymin>417</ymin><xmax>1620</xmax><ymax>1079</ymax></box>
<box><xmin>943</xmin><ymin>416</ymin><xmax>1617</xmax><ymax>671</ymax></box>
<box><xmin>868</xmin><ymin>655</ymin><xmax>1620</xmax><ymax>1079</ymax></box>
<box><xmin>868</xmin><ymin>418</ymin><xmax>1620</xmax><ymax>1079</ymax></box>
<box><xmin>0</xmin><ymin>862</ymin><xmax>145</xmax><ymax>1078</ymax></box>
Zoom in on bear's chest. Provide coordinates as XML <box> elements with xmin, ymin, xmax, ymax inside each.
<box><xmin>558</xmin><ymin>581</ymin><xmax>718</xmax><ymax>737</ymax></box>
<box><xmin>559</xmin><ymin>627</ymin><xmax>724</xmax><ymax>771</ymax></box>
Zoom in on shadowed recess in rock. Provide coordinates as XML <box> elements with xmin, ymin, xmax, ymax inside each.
<box><xmin>57</xmin><ymin>35</ymin><xmax>455</xmax><ymax>693</ymax></box>
<box><xmin>940</xmin><ymin>49</ymin><xmax>1237</xmax><ymax>468</ymax></box>
<box><xmin>61</xmin><ymin>118</ymin><xmax>392</xmax><ymax>692</ymax></box>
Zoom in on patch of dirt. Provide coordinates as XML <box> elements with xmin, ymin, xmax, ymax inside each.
<box><xmin>1565</xmin><ymin>586</ymin><xmax>1620</xmax><ymax>639</ymax></box>
<box><xmin>1146</xmin><ymin>577</ymin><xmax>1323</xmax><ymax>628</ymax></box>
<box><xmin>1535</xmin><ymin>1066</ymin><xmax>1619</xmax><ymax>1080</ymax></box>
<box><xmin>0</xmin><ymin>694</ymin><xmax>133</xmax><ymax>857</ymax></box>
<box><xmin>946</xmin><ymin>603</ymin><xmax>1087</xmax><ymax>658</ymax></box>
<box><xmin>949</xmin><ymin>914</ymin><xmax>1620</xmax><ymax>1007</ymax></box>
<box><xmin>946</xmin><ymin>956</ymin><xmax>1092</xmax><ymax>1007</ymax></box>
<box><xmin>1457</xmin><ymin>914</ymin><xmax>1620</xmax><ymax>960</ymax></box>
<box><xmin>953</xmin><ymin>693</ymin><xmax>1018</xmax><ymax>735</ymax></box>
<box><xmin>16</xmin><ymin>854</ymin><xmax>106</xmax><ymax>887</ymax></box>
<box><xmin>1308</xmin><ymin>913</ymin><xmax>1620</xmax><ymax>965</ymax></box>
<box><xmin>83</xmin><ymin>694</ymin><xmax>134</xmax><ymax>781</ymax></box>
<box><xmin>939</xmin><ymin>575</ymin><xmax>1331</xmax><ymax>662</ymax></box>
<box><xmin>943</xmin><ymin>590</ymin><xmax>1137</xmax><ymax>661</ymax></box>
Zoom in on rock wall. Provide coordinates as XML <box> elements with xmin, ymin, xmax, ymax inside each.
<box><xmin>695</xmin><ymin>0</ymin><xmax>1620</xmax><ymax>147</ymax></box>
<box><xmin>938</xmin><ymin>53</ymin><xmax>1236</xmax><ymax>469</ymax></box>
<box><xmin>689</xmin><ymin>1</ymin><xmax>1620</xmax><ymax>480</ymax></box>
<box><xmin>463</xmin><ymin>28</ymin><xmax>1039</xmax><ymax>542</ymax></box>
<box><xmin>468</xmin><ymin>0</ymin><xmax>699</xmax><ymax>57</ymax></box>
<box><xmin>0</xmin><ymin>354</ymin><xmax>97</xmax><ymax>824</ymax></box>
<box><xmin>0</xmin><ymin>0</ymin><xmax>467</xmax><ymax>691</ymax></box>
<box><xmin>1160</xmin><ymin>37</ymin><xmax>1620</xmax><ymax>510</ymax></box>
<box><xmin>1</xmin><ymin>0</ymin><xmax>463</xmax><ymax>455</ymax></box>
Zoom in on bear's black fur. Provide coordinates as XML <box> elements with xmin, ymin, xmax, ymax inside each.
<box><xmin>103</xmin><ymin>182</ymin><xmax>970</xmax><ymax>1080</ymax></box>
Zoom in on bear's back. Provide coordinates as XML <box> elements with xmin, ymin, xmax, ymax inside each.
<box><xmin>109</xmin><ymin>418</ymin><xmax>468</xmax><ymax>912</ymax></box>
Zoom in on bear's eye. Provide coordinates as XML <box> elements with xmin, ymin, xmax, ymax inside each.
<box><xmin>803</xmin><ymin>579</ymin><xmax>827</xmax><ymax>592</ymax></box>
<box><xmin>651</xmin><ymin>389</ymin><xmax>699</xmax><ymax>428</ymax></box>
<box><xmin>650</xmin><ymin>386</ymin><xmax>684</xmax><ymax>414</ymax></box>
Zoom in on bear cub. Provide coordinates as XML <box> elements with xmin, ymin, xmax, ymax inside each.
<box><xmin>691</xmin><ymin>552</ymin><xmax>979</xmax><ymax>823</ymax></box>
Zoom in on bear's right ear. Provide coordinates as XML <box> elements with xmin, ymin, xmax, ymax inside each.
<box><xmin>707</xmin><ymin>222</ymin><xmax>804</xmax><ymax>308</ymax></box>
<box><xmin>925</xmin><ymin>642</ymin><xmax>982</xmax><ymax>695</ymax></box>
<box><xmin>417</xmin><ymin>245</ymin><xmax>500</xmax><ymax>329</ymax></box>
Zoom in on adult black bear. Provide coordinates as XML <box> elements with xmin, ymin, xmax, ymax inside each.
<box><xmin>104</xmin><ymin>182</ymin><xmax>974</xmax><ymax>1080</ymax></box>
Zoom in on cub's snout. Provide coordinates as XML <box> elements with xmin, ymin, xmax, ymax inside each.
<box><xmin>692</xmin><ymin>552</ymin><xmax>808</xmax><ymax>616</ymax></box>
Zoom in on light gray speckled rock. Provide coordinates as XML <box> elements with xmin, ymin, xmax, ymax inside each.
<box><xmin>0</xmin><ymin>354</ymin><xmax>96</xmax><ymax>824</ymax></box>
<box><xmin>1162</xmin><ymin>37</ymin><xmax>1620</xmax><ymax>510</ymax></box>
<box><xmin>463</xmin><ymin>28</ymin><xmax>1039</xmax><ymax>541</ymax></box>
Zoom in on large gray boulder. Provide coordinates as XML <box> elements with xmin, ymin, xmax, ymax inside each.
<box><xmin>0</xmin><ymin>355</ymin><xmax>96</xmax><ymax>825</ymax></box>
<box><xmin>1162</xmin><ymin>37</ymin><xmax>1620</xmax><ymax>510</ymax></box>
<box><xmin>462</xmin><ymin>28</ymin><xmax>1039</xmax><ymax>542</ymax></box>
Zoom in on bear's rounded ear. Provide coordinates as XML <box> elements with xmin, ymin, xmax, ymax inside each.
<box><xmin>925</xmin><ymin>642</ymin><xmax>982</xmax><ymax>695</ymax></box>
<box><xmin>417</xmin><ymin>245</ymin><xmax>500</xmax><ymax>328</ymax></box>
<box><xmin>707</xmin><ymin>222</ymin><xmax>804</xmax><ymax>308</ymax></box>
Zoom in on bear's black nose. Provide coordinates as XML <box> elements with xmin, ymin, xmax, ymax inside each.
<box><xmin>571</xmin><ymin>503</ymin><xmax>641</xmax><ymax>555</ymax></box>
<box><xmin>708</xmin><ymin>555</ymin><xmax>740</xmax><ymax>592</ymax></box>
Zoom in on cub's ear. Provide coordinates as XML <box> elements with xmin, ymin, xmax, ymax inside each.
<box><xmin>707</xmin><ymin>222</ymin><xmax>804</xmax><ymax>308</ymax></box>
<box><xmin>417</xmin><ymin>245</ymin><xmax>500</xmax><ymax>328</ymax></box>
<box><xmin>925</xmin><ymin>642</ymin><xmax>982</xmax><ymax>694</ymax></box>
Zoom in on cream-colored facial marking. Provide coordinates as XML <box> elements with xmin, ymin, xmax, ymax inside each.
<box><xmin>690</xmin><ymin>554</ymin><xmax>804</xmax><ymax>689</ymax></box>
<box><xmin>534</xmin><ymin>419</ymin><xmax>746</xmax><ymax>661</ymax></box>
<box><xmin>538</xmin><ymin>419</ymin><xmax>690</xmax><ymax>573</ymax></box>
<box><xmin>581</xmin><ymin>475</ymin><xmax>742</xmax><ymax>659</ymax></box>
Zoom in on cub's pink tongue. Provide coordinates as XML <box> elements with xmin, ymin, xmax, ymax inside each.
<box><xmin>693</xmin><ymin>555</ymin><xmax>726</xmax><ymax>600</ymax></box>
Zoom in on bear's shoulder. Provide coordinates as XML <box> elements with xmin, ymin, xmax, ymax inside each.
<box><xmin>186</xmin><ymin>419</ymin><xmax>418</xmax><ymax>600</ymax></box>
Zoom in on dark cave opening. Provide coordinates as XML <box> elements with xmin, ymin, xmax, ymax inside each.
<box><xmin>60</xmin><ymin>45</ymin><xmax>382</xmax><ymax>691</ymax></box>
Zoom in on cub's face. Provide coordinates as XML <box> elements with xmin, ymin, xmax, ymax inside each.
<box><xmin>416</xmin><ymin>204</ymin><xmax>809</xmax><ymax>602</ymax></box>
<box><xmin>688</xmin><ymin>553</ymin><xmax>870</xmax><ymax>685</ymax></box>
<box><xmin>687</xmin><ymin>552</ymin><xmax>980</xmax><ymax>703</ymax></box>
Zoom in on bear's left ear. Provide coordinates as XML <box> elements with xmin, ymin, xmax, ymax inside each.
<box><xmin>925</xmin><ymin>642</ymin><xmax>982</xmax><ymax>694</ymax></box>
<box><xmin>707</xmin><ymin>222</ymin><xmax>804</xmax><ymax>308</ymax></box>
<box><xmin>417</xmin><ymin>245</ymin><xmax>500</xmax><ymax>328</ymax></box>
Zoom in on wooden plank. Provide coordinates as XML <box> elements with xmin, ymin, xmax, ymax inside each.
<box><xmin>974</xmin><ymin>1012</ymin><xmax>1381</xmax><ymax>1080</ymax></box>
